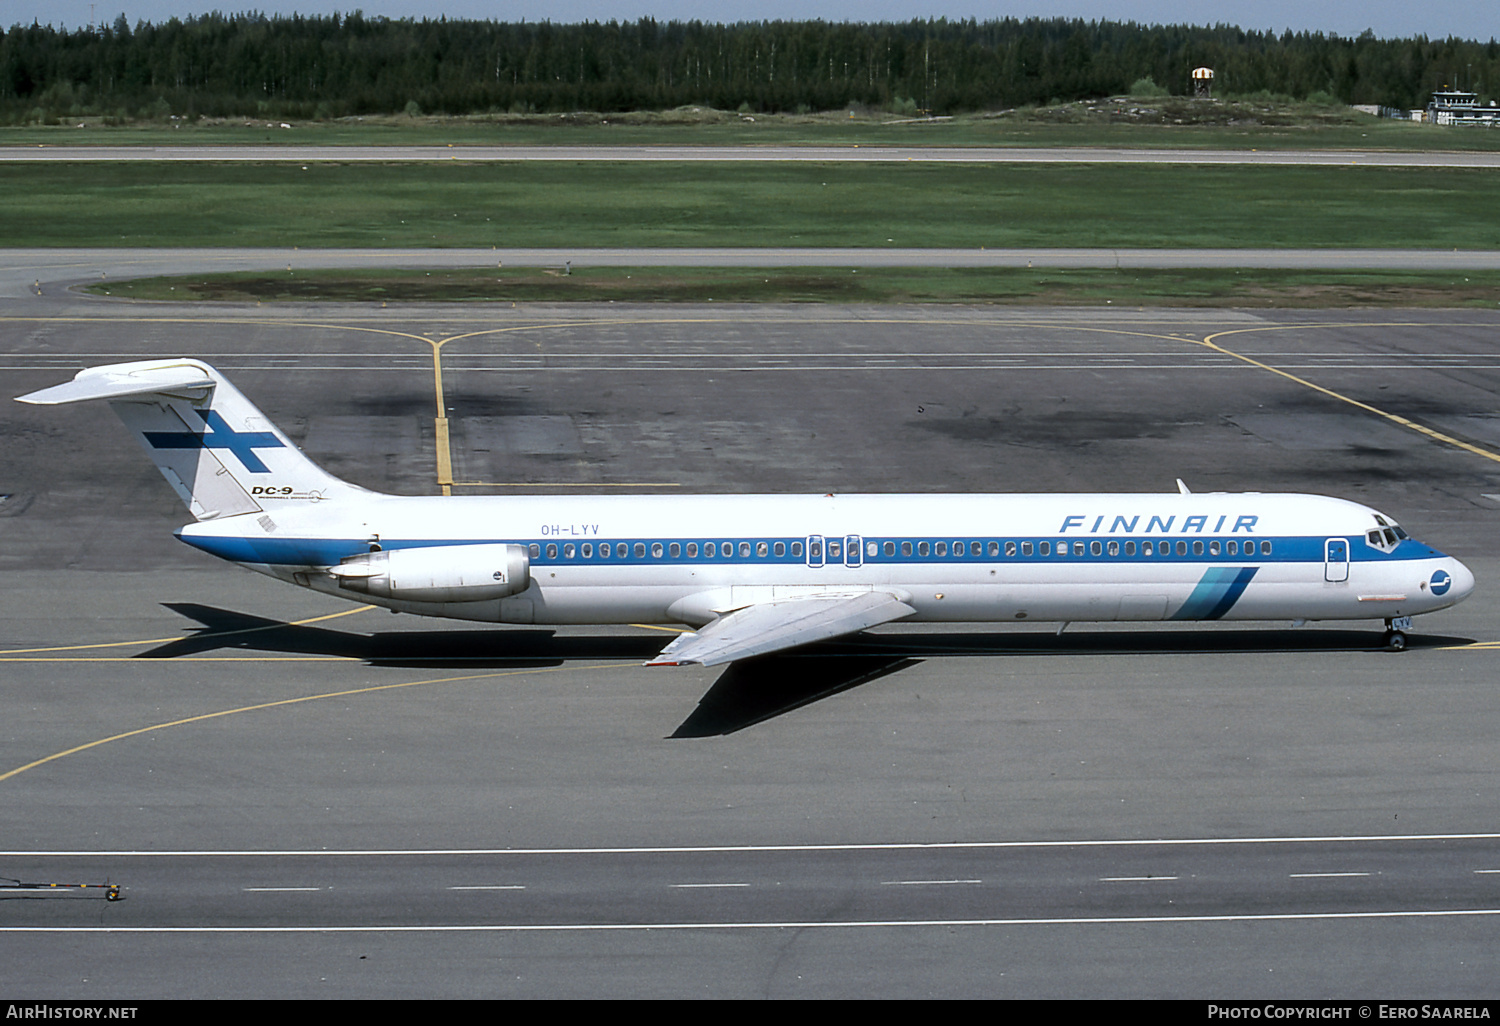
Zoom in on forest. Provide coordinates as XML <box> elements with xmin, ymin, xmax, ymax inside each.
<box><xmin>3</xmin><ymin>13</ymin><xmax>1498</xmax><ymax>123</ymax></box>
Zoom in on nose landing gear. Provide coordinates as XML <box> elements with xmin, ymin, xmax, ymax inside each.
<box><xmin>1383</xmin><ymin>616</ymin><xmax>1412</xmax><ymax>652</ymax></box>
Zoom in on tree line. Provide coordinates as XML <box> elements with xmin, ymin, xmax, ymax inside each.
<box><xmin>3</xmin><ymin>12</ymin><xmax>1497</xmax><ymax>123</ymax></box>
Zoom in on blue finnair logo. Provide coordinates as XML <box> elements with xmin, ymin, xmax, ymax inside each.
<box><xmin>1431</xmin><ymin>569</ymin><xmax>1453</xmax><ymax>596</ymax></box>
<box><xmin>143</xmin><ymin>410</ymin><xmax>285</xmax><ymax>474</ymax></box>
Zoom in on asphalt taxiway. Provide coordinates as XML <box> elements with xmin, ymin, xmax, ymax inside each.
<box><xmin>6</xmin><ymin>144</ymin><xmax>1500</xmax><ymax>167</ymax></box>
<box><xmin>3</xmin><ymin>286</ymin><xmax>1500</xmax><ymax>997</ymax></box>
<box><xmin>11</xmin><ymin>248</ymin><xmax>1500</xmax><ymax>303</ymax></box>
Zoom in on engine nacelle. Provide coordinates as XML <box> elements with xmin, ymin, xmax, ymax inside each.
<box><xmin>329</xmin><ymin>543</ymin><xmax>530</xmax><ymax>603</ymax></box>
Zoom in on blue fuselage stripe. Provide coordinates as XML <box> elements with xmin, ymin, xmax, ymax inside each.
<box><xmin>1170</xmin><ymin>566</ymin><xmax>1260</xmax><ymax>620</ymax></box>
<box><xmin>179</xmin><ymin>532</ymin><xmax>1440</xmax><ymax>572</ymax></box>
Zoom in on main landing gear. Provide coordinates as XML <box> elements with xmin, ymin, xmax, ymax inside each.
<box><xmin>1383</xmin><ymin>616</ymin><xmax>1413</xmax><ymax>652</ymax></box>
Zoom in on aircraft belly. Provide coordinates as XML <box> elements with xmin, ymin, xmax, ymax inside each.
<box><xmin>526</xmin><ymin>584</ymin><xmax>697</xmax><ymax>625</ymax></box>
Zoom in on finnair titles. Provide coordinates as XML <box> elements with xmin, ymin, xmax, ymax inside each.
<box><xmin>18</xmin><ymin>359</ymin><xmax>1474</xmax><ymax>663</ymax></box>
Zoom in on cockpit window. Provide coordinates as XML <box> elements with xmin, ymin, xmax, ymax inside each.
<box><xmin>1366</xmin><ymin>520</ymin><xmax>1406</xmax><ymax>553</ymax></box>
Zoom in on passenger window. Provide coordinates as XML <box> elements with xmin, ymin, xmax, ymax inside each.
<box><xmin>1006</xmin><ymin>541</ymin><xmax>1017</xmax><ymax>557</ymax></box>
<box><xmin>918</xmin><ymin>541</ymin><xmax>930</xmax><ymax>557</ymax></box>
<box><xmin>1125</xmin><ymin>541</ymin><xmax>1135</xmax><ymax>556</ymax></box>
<box><xmin>1074</xmin><ymin>541</ymin><xmax>1086</xmax><ymax>556</ymax></box>
<box><xmin>935</xmin><ymin>541</ymin><xmax>947</xmax><ymax>557</ymax></box>
<box><xmin>705</xmin><ymin>542</ymin><xmax>716</xmax><ymax>557</ymax></box>
<box><xmin>1261</xmin><ymin>541</ymin><xmax>1272</xmax><ymax>555</ymax></box>
<box><xmin>1090</xmin><ymin>540</ymin><xmax>1102</xmax><ymax>556</ymax></box>
<box><xmin>883</xmin><ymin>541</ymin><xmax>895</xmax><ymax>556</ymax></box>
<box><xmin>1209</xmin><ymin>540</ymin><xmax>1220</xmax><ymax>556</ymax></box>
<box><xmin>775</xmin><ymin>542</ymin><xmax>786</xmax><ymax>557</ymax></box>
<box><xmin>1226</xmin><ymin>540</ymin><xmax>1237</xmax><ymax>556</ymax></box>
<box><xmin>988</xmin><ymin>541</ymin><xmax>1000</xmax><ymax>557</ymax></box>
<box><xmin>1176</xmin><ymin>541</ymin><xmax>1187</xmax><ymax>556</ymax></box>
<box><xmin>669</xmin><ymin>543</ymin><xmax>680</xmax><ymax>558</ymax></box>
<box><xmin>564</xmin><ymin>543</ymin><xmax>575</xmax><ymax>558</ymax></box>
<box><xmin>687</xmin><ymin>542</ymin><xmax>698</xmax><ymax>558</ymax></box>
<box><xmin>1021</xmin><ymin>541</ymin><xmax>1032</xmax><ymax>556</ymax></box>
<box><xmin>530</xmin><ymin>543</ymin><xmax>541</xmax><ymax>558</ymax></box>
<box><xmin>1040</xmin><ymin>541</ymin><xmax>1051</xmax><ymax>556</ymax></box>
<box><xmin>901</xmin><ymin>541</ymin><xmax>913</xmax><ymax>556</ymax></box>
<box><xmin>1107</xmin><ymin>540</ymin><xmax>1119</xmax><ymax>556</ymax></box>
<box><xmin>809</xmin><ymin>539</ymin><xmax>822</xmax><ymax>560</ymax></box>
<box><xmin>867</xmin><ymin>541</ymin><xmax>878</xmax><ymax>557</ymax></box>
<box><xmin>792</xmin><ymin>541</ymin><xmax>804</xmax><ymax>557</ymax></box>
<box><xmin>582</xmin><ymin>543</ymin><xmax>592</xmax><ymax>558</ymax></box>
<box><xmin>651</xmin><ymin>542</ymin><xmax>663</xmax><ymax>558</ymax></box>
<box><xmin>1193</xmin><ymin>541</ymin><xmax>1204</xmax><ymax>556</ymax></box>
<box><xmin>1142</xmin><ymin>541</ymin><xmax>1153</xmax><ymax>556</ymax></box>
<box><xmin>828</xmin><ymin>541</ymin><xmax>841</xmax><ymax>559</ymax></box>
<box><xmin>634</xmin><ymin>543</ymin><xmax>646</xmax><ymax>558</ymax></box>
<box><xmin>757</xmin><ymin>542</ymin><xmax>768</xmax><ymax>557</ymax></box>
<box><xmin>546</xmin><ymin>544</ymin><xmax>558</xmax><ymax>559</ymax></box>
<box><xmin>739</xmin><ymin>541</ymin><xmax>751</xmax><ymax>558</ymax></box>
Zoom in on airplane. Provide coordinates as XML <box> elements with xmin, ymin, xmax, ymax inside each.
<box><xmin>17</xmin><ymin>358</ymin><xmax>1475</xmax><ymax>662</ymax></box>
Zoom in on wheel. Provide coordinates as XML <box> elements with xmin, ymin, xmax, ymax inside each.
<box><xmin>1384</xmin><ymin>630</ymin><xmax>1407</xmax><ymax>652</ymax></box>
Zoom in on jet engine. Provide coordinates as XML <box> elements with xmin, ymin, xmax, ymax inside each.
<box><xmin>329</xmin><ymin>543</ymin><xmax>530</xmax><ymax>603</ymax></box>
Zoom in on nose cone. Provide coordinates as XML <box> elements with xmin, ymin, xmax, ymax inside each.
<box><xmin>1431</xmin><ymin>558</ymin><xmax>1475</xmax><ymax>608</ymax></box>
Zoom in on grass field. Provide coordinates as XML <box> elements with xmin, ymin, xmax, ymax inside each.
<box><xmin>8</xmin><ymin>161</ymin><xmax>1500</xmax><ymax>250</ymax></box>
<box><xmin>5</xmin><ymin>101</ymin><xmax>1497</xmax><ymax>151</ymax></box>
<box><xmin>88</xmin><ymin>266</ymin><xmax>1500</xmax><ymax>308</ymax></box>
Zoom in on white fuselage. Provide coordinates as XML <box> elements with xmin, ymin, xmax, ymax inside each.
<box><xmin>178</xmin><ymin>490</ymin><xmax>1474</xmax><ymax>628</ymax></box>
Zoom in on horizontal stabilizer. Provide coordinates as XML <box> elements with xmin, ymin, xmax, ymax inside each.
<box><xmin>17</xmin><ymin>362</ymin><xmax>215</xmax><ymax>405</ymax></box>
<box><xmin>646</xmin><ymin>590</ymin><xmax>916</xmax><ymax>667</ymax></box>
<box><xmin>15</xmin><ymin>358</ymin><xmax>365</xmax><ymax>521</ymax></box>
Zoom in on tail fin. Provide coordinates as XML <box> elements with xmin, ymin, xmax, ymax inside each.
<box><xmin>17</xmin><ymin>359</ymin><xmax>366</xmax><ymax>520</ymax></box>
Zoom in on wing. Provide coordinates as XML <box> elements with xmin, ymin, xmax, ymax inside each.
<box><xmin>645</xmin><ymin>591</ymin><xmax>917</xmax><ymax>667</ymax></box>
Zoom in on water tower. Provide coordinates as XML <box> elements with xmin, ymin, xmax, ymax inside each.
<box><xmin>1192</xmin><ymin>67</ymin><xmax>1214</xmax><ymax>98</ymax></box>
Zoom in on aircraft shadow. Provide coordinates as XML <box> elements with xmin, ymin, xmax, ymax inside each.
<box><xmin>825</xmin><ymin>627</ymin><xmax>1473</xmax><ymax>657</ymax></box>
<box><xmin>142</xmin><ymin>603</ymin><xmax>661</xmax><ymax>666</ymax></box>
<box><xmin>139</xmin><ymin>604</ymin><xmax>1472</xmax><ymax>735</ymax></box>
<box><xmin>670</xmin><ymin>654</ymin><xmax>922</xmax><ymax>737</ymax></box>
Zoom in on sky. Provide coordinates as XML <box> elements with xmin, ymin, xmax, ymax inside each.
<box><xmin>5</xmin><ymin>1</ymin><xmax>1496</xmax><ymax>42</ymax></box>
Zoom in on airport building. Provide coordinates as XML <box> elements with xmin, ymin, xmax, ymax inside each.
<box><xmin>1421</xmin><ymin>89</ymin><xmax>1500</xmax><ymax>125</ymax></box>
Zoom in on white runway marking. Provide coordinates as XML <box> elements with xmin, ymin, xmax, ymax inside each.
<box><xmin>9</xmin><ymin>831</ymin><xmax>1499</xmax><ymax>858</ymax></box>
<box><xmin>881</xmin><ymin>879</ymin><xmax>983</xmax><ymax>886</ymax></box>
<box><xmin>7</xmin><ymin>907</ymin><xmax>1500</xmax><ymax>934</ymax></box>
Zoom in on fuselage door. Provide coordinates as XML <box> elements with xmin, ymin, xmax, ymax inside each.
<box><xmin>806</xmin><ymin>534</ymin><xmax>824</xmax><ymax>568</ymax></box>
<box><xmin>1324</xmin><ymin>538</ymin><xmax>1350</xmax><ymax>582</ymax></box>
<box><xmin>845</xmin><ymin>534</ymin><xmax>863</xmax><ymax>568</ymax></box>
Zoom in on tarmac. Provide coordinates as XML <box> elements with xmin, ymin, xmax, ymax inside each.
<box><xmin>3</xmin><ymin>275</ymin><xmax>1500</xmax><ymax>997</ymax></box>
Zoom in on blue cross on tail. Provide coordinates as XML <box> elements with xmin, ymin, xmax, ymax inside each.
<box><xmin>143</xmin><ymin>410</ymin><xmax>285</xmax><ymax>473</ymax></box>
